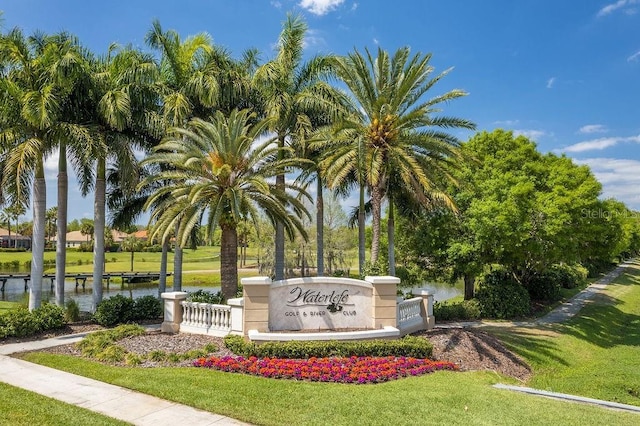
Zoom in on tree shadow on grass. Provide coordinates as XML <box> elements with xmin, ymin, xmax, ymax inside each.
<box><xmin>485</xmin><ymin>326</ymin><xmax>570</xmax><ymax>367</ymax></box>
<box><xmin>559</xmin><ymin>292</ymin><xmax>640</xmax><ymax>349</ymax></box>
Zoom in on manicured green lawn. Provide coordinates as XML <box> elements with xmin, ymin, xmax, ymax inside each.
<box><xmin>10</xmin><ymin>260</ymin><xmax>640</xmax><ymax>423</ymax></box>
<box><xmin>0</xmin><ymin>300</ymin><xmax>19</xmax><ymax>314</ymax></box>
<box><xmin>0</xmin><ymin>382</ymin><xmax>128</xmax><ymax>426</ymax></box>
<box><xmin>14</xmin><ymin>354</ymin><xmax>640</xmax><ymax>425</ymax></box>
<box><xmin>491</xmin><ymin>260</ymin><xmax>640</xmax><ymax>406</ymax></box>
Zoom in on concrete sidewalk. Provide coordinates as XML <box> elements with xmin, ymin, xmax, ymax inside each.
<box><xmin>0</xmin><ymin>332</ymin><xmax>250</xmax><ymax>425</ymax></box>
<box><xmin>436</xmin><ymin>261</ymin><xmax>633</xmax><ymax>329</ymax></box>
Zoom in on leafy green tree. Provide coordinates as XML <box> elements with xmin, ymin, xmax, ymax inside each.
<box><xmin>396</xmin><ymin>129</ymin><xmax>613</xmax><ymax>297</ymax></box>
<box><xmin>142</xmin><ymin>110</ymin><xmax>309</xmax><ymax>299</ymax></box>
<box><xmin>326</xmin><ymin>46</ymin><xmax>474</xmax><ymax>273</ymax></box>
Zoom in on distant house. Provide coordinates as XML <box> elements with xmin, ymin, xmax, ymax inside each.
<box><xmin>132</xmin><ymin>229</ymin><xmax>148</xmax><ymax>242</ymax></box>
<box><xmin>51</xmin><ymin>229</ymin><xmax>130</xmax><ymax>248</ymax></box>
<box><xmin>0</xmin><ymin>227</ymin><xmax>32</xmax><ymax>250</ymax></box>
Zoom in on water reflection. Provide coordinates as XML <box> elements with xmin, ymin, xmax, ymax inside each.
<box><xmin>0</xmin><ymin>279</ymin><xmax>219</xmax><ymax>311</ymax></box>
<box><xmin>402</xmin><ymin>282</ymin><xmax>463</xmax><ymax>302</ymax></box>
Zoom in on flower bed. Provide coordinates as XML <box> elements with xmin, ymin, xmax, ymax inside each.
<box><xmin>193</xmin><ymin>355</ymin><xmax>458</xmax><ymax>384</ymax></box>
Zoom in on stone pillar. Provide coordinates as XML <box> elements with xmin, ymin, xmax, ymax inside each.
<box><xmin>227</xmin><ymin>297</ymin><xmax>244</xmax><ymax>335</ymax></box>
<box><xmin>161</xmin><ymin>291</ymin><xmax>188</xmax><ymax>333</ymax></box>
<box><xmin>366</xmin><ymin>276</ymin><xmax>400</xmax><ymax>329</ymax></box>
<box><xmin>415</xmin><ymin>289</ymin><xmax>435</xmax><ymax>330</ymax></box>
<box><xmin>241</xmin><ymin>277</ymin><xmax>272</xmax><ymax>335</ymax></box>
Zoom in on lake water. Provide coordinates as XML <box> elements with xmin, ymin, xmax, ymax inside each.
<box><xmin>401</xmin><ymin>283</ymin><xmax>463</xmax><ymax>302</ymax></box>
<box><xmin>1</xmin><ymin>277</ymin><xmax>462</xmax><ymax>311</ymax></box>
<box><xmin>0</xmin><ymin>278</ymin><xmax>218</xmax><ymax>311</ymax></box>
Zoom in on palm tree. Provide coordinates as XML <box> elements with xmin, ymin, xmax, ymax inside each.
<box><xmin>142</xmin><ymin>110</ymin><xmax>309</xmax><ymax>299</ymax></box>
<box><xmin>0</xmin><ymin>28</ymin><xmax>88</xmax><ymax>310</ymax></box>
<box><xmin>253</xmin><ymin>14</ymin><xmax>346</xmax><ymax>280</ymax></box>
<box><xmin>89</xmin><ymin>44</ymin><xmax>160</xmax><ymax>310</ymax></box>
<box><xmin>328</xmin><ymin>46</ymin><xmax>475</xmax><ymax>269</ymax></box>
<box><xmin>144</xmin><ymin>20</ymin><xmax>222</xmax><ymax>291</ymax></box>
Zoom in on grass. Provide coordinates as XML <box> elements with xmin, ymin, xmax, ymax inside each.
<box><xmin>490</xmin><ymin>260</ymin><xmax>640</xmax><ymax>405</ymax></box>
<box><xmin>15</xmin><ymin>354</ymin><xmax>640</xmax><ymax>425</ymax></box>
<box><xmin>7</xmin><ymin>259</ymin><xmax>640</xmax><ymax>423</ymax></box>
<box><xmin>0</xmin><ymin>382</ymin><xmax>127</xmax><ymax>426</ymax></box>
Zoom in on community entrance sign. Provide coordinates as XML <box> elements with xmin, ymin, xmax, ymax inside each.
<box><xmin>269</xmin><ymin>278</ymin><xmax>373</xmax><ymax>331</ymax></box>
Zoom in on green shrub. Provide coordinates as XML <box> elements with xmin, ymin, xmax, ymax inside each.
<box><xmin>187</xmin><ymin>289</ymin><xmax>224</xmax><ymax>304</ymax></box>
<box><xmin>76</xmin><ymin>324</ymin><xmax>145</xmax><ymax>358</ymax></box>
<box><xmin>65</xmin><ymin>299</ymin><xmax>80</xmax><ymax>323</ymax></box>
<box><xmin>132</xmin><ymin>295</ymin><xmax>162</xmax><ymax>321</ymax></box>
<box><xmin>223</xmin><ymin>335</ymin><xmax>433</xmax><ymax>359</ymax></box>
<box><xmin>142</xmin><ymin>244</ymin><xmax>163</xmax><ymax>252</ymax></box>
<box><xmin>527</xmin><ymin>273</ymin><xmax>562</xmax><ymax>302</ymax></box>
<box><xmin>434</xmin><ymin>300</ymin><xmax>481</xmax><ymax>321</ymax></box>
<box><xmin>475</xmin><ymin>271</ymin><xmax>530</xmax><ymax>319</ymax></box>
<box><xmin>0</xmin><ymin>308</ymin><xmax>39</xmax><ymax>338</ymax></box>
<box><xmin>93</xmin><ymin>294</ymin><xmax>135</xmax><ymax>326</ymax></box>
<box><xmin>0</xmin><ymin>304</ymin><xmax>65</xmax><ymax>339</ymax></box>
<box><xmin>550</xmin><ymin>263</ymin><xmax>588</xmax><ymax>289</ymax></box>
<box><xmin>32</xmin><ymin>303</ymin><xmax>65</xmax><ymax>330</ymax></box>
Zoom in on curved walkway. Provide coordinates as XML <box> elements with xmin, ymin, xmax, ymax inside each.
<box><xmin>438</xmin><ymin>260</ymin><xmax>639</xmax><ymax>414</ymax></box>
<box><xmin>0</xmin><ymin>329</ymin><xmax>250</xmax><ymax>425</ymax></box>
<box><xmin>436</xmin><ymin>261</ymin><xmax>632</xmax><ymax>329</ymax></box>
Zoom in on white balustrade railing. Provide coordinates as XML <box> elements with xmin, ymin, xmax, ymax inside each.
<box><xmin>397</xmin><ymin>297</ymin><xmax>425</xmax><ymax>334</ymax></box>
<box><xmin>180</xmin><ymin>301</ymin><xmax>232</xmax><ymax>336</ymax></box>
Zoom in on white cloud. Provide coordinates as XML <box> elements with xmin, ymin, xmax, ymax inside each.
<box><xmin>493</xmin><ymin>119</ymin><xmax>520</xmax><ymax>126</ymax></box>
<box><xmin>303</xmin><ymin>29</ymin><xmax>326</xmax><ymax>49</ymax></box>
<box><xmin>579</xmin><ymin>124</ymin><xmax>608</xmax><ymax>134</ymax></box>
<box><xmin>373</xmin><ymin>37</ymin><xmax>379</xmax><ymax>45</ymax></box>
<box><xmin>270</xmin><ymin>1</ymin><xmax>282</xmax><ymax>8</ymax></box>
<box><xmin>628</xmin><ymin>50</ymin><xmax>640</xmax><ymax>62</ymax></box>
<box><xmin>562</xmin><ymin>135</ymin><xmax>640</xmax><ymax>153</ymax></box>
<box><xmin>299</xmin><ymin>0</ymin><xmax>345</xmax><ymax>15</ymax></box>
<box><xmin>352</xmin><ymin>2</ymin><xmax>358</xmax><ymax>11</ymax></box>
<box><xmin>575</xmin><ymin>158</ymin><xmax>640</xmax><ymax>209</ymax></box>
<box><xmin>513</xmin><ymin>129</ymin><xmax>546</xmax><ymax>140</ymax></box>
<box><xmin>597</xmin><ymin>0</ymin><xmax>640</xmax><ymax>17</ymax></box>
<box><xmin>546</xmin><ymin>77</ymin><xmax>556</xmax><ymax>89</ymax></box>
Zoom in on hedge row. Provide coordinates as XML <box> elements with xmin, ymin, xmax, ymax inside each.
<box><xmin>223</xmin><ymin>334</ymin><xmax>433</xmax><ymax>359</ymax></box>
<box><xmin>0</xmin><ymin>303</ymin><xmax>65</xmax><ymax>339</ymax></box>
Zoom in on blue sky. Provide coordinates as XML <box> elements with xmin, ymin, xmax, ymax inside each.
<box><xmin>3</xmin><ymin>0</ymin><xmax>640</xmax><ymax>222</ymax></box>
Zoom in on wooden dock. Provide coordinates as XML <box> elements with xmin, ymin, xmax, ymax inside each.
<box><xmin>0</xmin><ymin>272</ymin><xmax>172</xmax><ymax>292</ymax></box>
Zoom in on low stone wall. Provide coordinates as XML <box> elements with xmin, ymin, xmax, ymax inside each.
<box><xmin>160</xmin><ymin>279</ymin><xmax>435</xmax><ymax>339</ymax></box>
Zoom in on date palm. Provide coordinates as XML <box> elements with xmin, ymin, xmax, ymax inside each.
<box><xmin>144</xmin><ymin>20</ymin><xmax>223</xmax><ymax>290</ymax></box>
<box><xmin>253</xmin><ymin>14</ymin><xmax>343</xmax><ymax>279</ymax></box>
<box><xmin>328</xmin><ymin>46</ymin><xmax>475</xmax><ymax>268</ymax></box>
<box><xmin>142</xmin><ymin>109</ymin><xmax>309</xmax><ymax>299</ymax></box>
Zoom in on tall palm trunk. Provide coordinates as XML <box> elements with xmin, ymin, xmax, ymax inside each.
<box><xmin>29</xmin><ymin>159</ymin><xmax>46</xmax><ymax>311</ymax></box>
<box><xmin>274</xmin><ymin>134</ymin><xmax>286</xmax><ymax>280</ymax></box>
<box><xmin>173</xmin><ymin>222</ymin><xmax>183</xmax><ymax>291</ymax></box>
<box><xmin>370</xmin><ymin>184</ymin><xmax>383</xmax><ymax>265</ymax></box>
<box><xmin>158</xmin><ymin>238</ymin><xmax>168</xmax><ymax>297</ymax></box>
<box><xmin>358</xmin><ymin>182</ymin><xmax>366</xmax><ymax>276</ymax></box>
<box><xmin>387</xmin><ymin>198</ymin><xmax>395</xmax><ymax>276</ymax></box>
<box><xmin>92</xmin><ymin>158</ymin><xmax>106</xmax><ymax>312</ymax></box>
<box><xmin>220</xmin><ymin>224</ymin><xmax>238</xmax><ymax>300</ymax></box>
<box><xmin>55</xmin><ymin>142</ymin><xmax>68</xmax><ymax>307</ymax></box>
<box><xmin>316</xmin><ymin>176</ymin><xmax>324</xmax><ymax>276</ymax></box>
